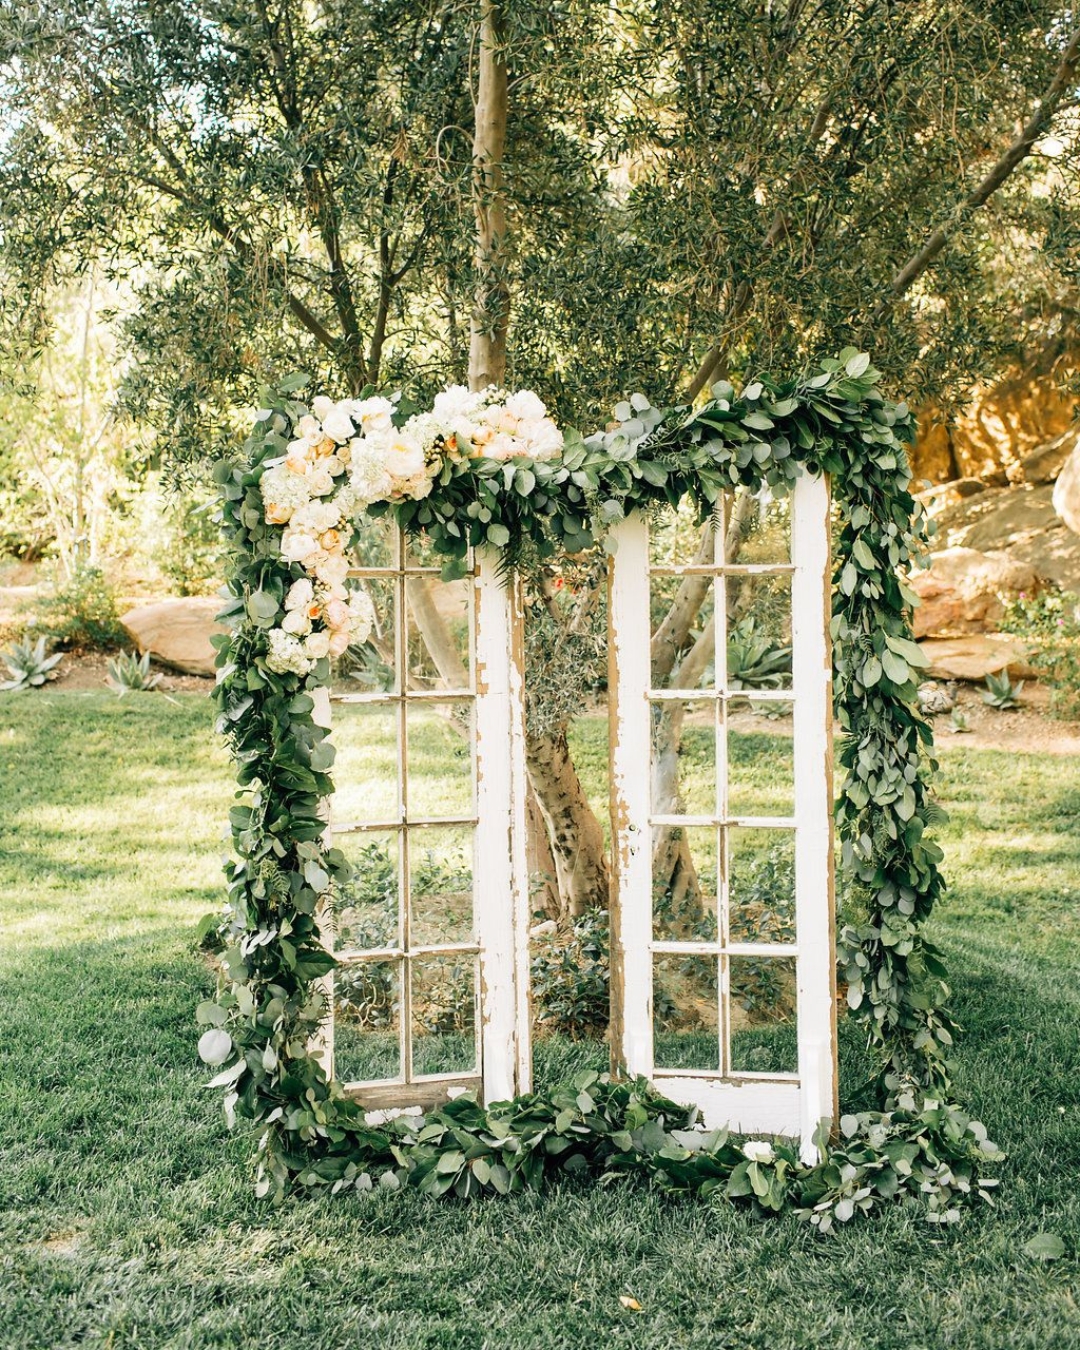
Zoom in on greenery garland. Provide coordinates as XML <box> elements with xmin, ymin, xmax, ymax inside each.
<box><xmin>204</xmin><ymin>350</ymin><xmax>1002</xmax><ymax>1220</ymax></box>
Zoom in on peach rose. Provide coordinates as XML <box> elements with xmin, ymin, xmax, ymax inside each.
<box><xmin>328</xmin><ymin>628</ymin><xmax>352</xmax><ymax>657</ymax></box>
<box><xmin>325</xmin><ymin>599</ymin><xmax>351</xmax><ymax>629</ymax></box>
<box><xmin>265</xmin><ymin>503</ymin><xmax>291</xmax><ymax>524</ymax></box>
<box><xmin>284</xmin><ymin>450</ymin><xmax>310</xmax><ymax>475</ymax></box>
<box><xmin>320</xmin><ymin>529</ymin><xmax>341</xmax><ymax>551</ymax></box>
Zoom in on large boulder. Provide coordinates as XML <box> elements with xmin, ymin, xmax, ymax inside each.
<box><xmin>930</xmin><ymin>482</ymin><xmax>1080</xmax><ymax>591</ymax></box>
<box><xmin>909</xmin><ymin>547</ymin><xmax>1039</xmax><ymax>638</ymax></box>
<box><xmin>1053</xmin><ymin>438</ymin><xmax>1080</xmax><ymax>537</ymax></box>
<box><xmin>120</xmin><ymin>597</ymin><xmax>224</xmax><ymax>676</ymax></box>
<box><xmin>1023</xmin><ymin>426</ymin><xmax>1080</xmax><ymax>486</ymax></box>
<box><xmin>918</xmin><ymin>635</ymin><xmax>1036</xmax><ymax>682</ymax></box>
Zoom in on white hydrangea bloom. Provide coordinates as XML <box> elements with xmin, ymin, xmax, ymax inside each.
<box><xmin>432</xmin><ymin>384</ymin><xmax>482</xmax><ymax>422</ymax></box>
<box><xmin>260</xmin><ymin>465</ymin><xmax>312</xmax><ymax>520</ymax></box>
<box><xmin>291</xmin><ymin>500</ymin><xmax>341</xmax><ymax>535</ymax></box>
<box><xmin>349</xmin><ymin>441</ymin><xmax>395</xmax><ymax>505</ymax></box>
<box><xmin>265</xmin><ymin>629</ymin><xmax>314</xmax><ymax>675</ymax></box>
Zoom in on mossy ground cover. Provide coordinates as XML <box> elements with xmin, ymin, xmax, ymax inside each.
<box><xmin>1</xmin><ymin>692</ymin><xmax>1078</xmax><ymax>1350</ymax></box>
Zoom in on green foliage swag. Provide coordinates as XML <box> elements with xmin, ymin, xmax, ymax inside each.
<box><xmin>206</xmin><ymin>351</ymin><xmax>1002</xmax><ymax>1220</ymax></box>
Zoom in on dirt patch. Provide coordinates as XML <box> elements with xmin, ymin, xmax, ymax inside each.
<box><xmin>930</xmin><ymin>681</ymin><xmax>1080</xmax><ymax>756</ymax></box>
<box><xmin>31</xmin><ymin>649</ymin><xmax>213</xmax><ymax>697</ymax></box>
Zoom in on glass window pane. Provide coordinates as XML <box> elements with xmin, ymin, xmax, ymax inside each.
<box><xmin>726</xmin><ymin>828</ymin><xmax>796</xmax><ymax>944</ymax></box>
<box><xmin>653</xmin><ymin>825</ymin><xmax>718</xmax><ymax>941</ymax></box>
<box><xmin>728</xmin><ymin>956</ymin><xmax>798</xmax><ymax>1074</ymax></box>
<box><xmin>335</xmin><ymin>959</ymin><xmax>401</xmax><ymax>1084</ymax></box>
<box><xmin>726</xmin><ymin>700</ymin><xmax>795</xmax><ymax>817</ymax></box>
<box><xmin>723</xmin><ymin>575</ymin><xmax>792</xmax><ymax>693</ymax></box>
<box><xmin>651</xmin><ymin>699</ymin><xmax>716</xmax><ymax>818</ymax></box>
<box><xmin>650</xmin><ymin>577</ymin><xmax>716</xmax><ymax>691</ymax></box>
<box><xmin>351</xmin><ymin>514</ymin><xmax>399</xmax><ymax>571</ymax></box>
<box><xmin>722</xmin><ymin>488</ymin><xmax>790</xmax><ymax>565</ymax></box>
<box><xmin>404</xmin><ymin>576</ymin><xmax>472</xmax><ymax>693</ymax></box>
<box><xmin>405</xmin><ymin>701</ymin><xmax>474</xmax><ymax>819</ymax></box>
<box><xmin>411</xmin><ymin>956</ymin><xmax>478</xmax><ymax>1075</ymax></box>
<box><xmin>332</xmin><ymin>702</ymin><xmax>401</xmax><ymax>824</ymax></box>
<box><xmin>409</xmin><ymin>826</ymin><xmax>474</xmax><ymax>945</ymax></box>
<box><xmin>649</xmin><ymin>503</ymin><xmax>716</xmax><ymax>569</ymax></box>
<box><xmin>339</xmin><ymin>577</ymin><xmax>397</xmax><ymax>694</ymax></box>
<box><xmin>335</xmin><ymin>830</ymin><xmax>401</xmax><ymax>951</ymax></box>
<box><xmin>653</xmin><ymin>953</ymin><xmax>720</xmax><ymax>1071</ymax></box>
<box><xmin>405</xmin><ymin>529</ymin><xmax>460</xmax><ymax>571</ymax></box>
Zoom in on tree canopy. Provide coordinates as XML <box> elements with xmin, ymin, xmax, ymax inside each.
<box><xmin>1</xmin><ymin>0</ymin><xmax>1078</xmax><ymax>462</ymax></box>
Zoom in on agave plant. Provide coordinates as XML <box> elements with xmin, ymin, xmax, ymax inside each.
<box><xmin>0</xmin><ymin>636</ymin><xmax>63</xmax><ymax>691</ymax></box>
<box><xmin>983</xmin><ymin>670</ymin><xmax>1024</xmax><ymax>710</ymax></box>
<box><xmin>107</xmin><ymin>649</ymin><xmax>162</xmax><ymax>695</ymax></box>
<box><xmin>726</xmin><ymin>616</ymin><xmax>792</xmax><ymax>689</ymax></box>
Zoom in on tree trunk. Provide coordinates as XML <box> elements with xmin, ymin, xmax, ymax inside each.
<box><xmin>525</xmin><ymin>728</ymin><xmax>609</xmax><ymax>917</ymax></box>
<box><xmin>465</xmin><ymin>0</ymin><xmax>609</xmax><ymax>922</ymax></box>
<box><xmin>469</xmin><ymin>0</ymin><xmax>510</xmax><ymax>392</ymax></box>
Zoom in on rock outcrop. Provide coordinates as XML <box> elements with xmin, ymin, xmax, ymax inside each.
<box><xmin>919</xmin><ymin>635</ymin><xmax>1035</xmax><ymax>682</ymax></box>
<box><xmin>120</xmin><ymin>597</ymin><xmax>224</xmax><ymax>676</ymax></box>
<box><xmin>909</xmin><ymin>547</ymin><xmax>1039</xmax><ymax>638</ymax></box>
<box><xmin>928</xmin><ymin>482</ymin><xmax>1080</xmax><ymax>592</ymax></box>
<box><xmin>1053</xmin><ymin>438</ymin><xmax>1080</xmax><ymax>537</ymax></box>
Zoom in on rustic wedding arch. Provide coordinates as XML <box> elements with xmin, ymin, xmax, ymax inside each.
<box><xmin>204</xmin><ymin>352</ymin><xmax>1002</xmax><ymax>1224</ymax></box>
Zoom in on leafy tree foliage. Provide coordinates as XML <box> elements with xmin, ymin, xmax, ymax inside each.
<box><xmin>1</xmin><ymin>0</ymin><xmax>1078</xmax><ymax>460</ymax></box>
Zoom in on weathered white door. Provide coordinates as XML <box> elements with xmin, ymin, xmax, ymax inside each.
<box><xmin>324</xmin><ymin>521</ymin><xmax>530</xmax><ymax>1110</ymax></box>
<box><xmin>608</xmin><ymin>474</ymin><xmax>837</xmax><ymax>1158</ymax></box>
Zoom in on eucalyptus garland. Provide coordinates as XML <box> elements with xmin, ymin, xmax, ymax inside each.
<box><xmin>204</xmin><ymin>350</ymin><xmax>1001</xmax><ymax>1220</ymax></box>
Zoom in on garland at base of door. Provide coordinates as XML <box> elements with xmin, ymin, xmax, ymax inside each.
<box><xmin>202</xmin><ymin>351</ymin><xmax>1003</xmax><ymax>1224</ymax></box>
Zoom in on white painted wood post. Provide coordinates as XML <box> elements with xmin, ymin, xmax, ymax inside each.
<box><xmin>474</xmin><ymin>548</ymin><xmax>531</xmax><ymax>1101</ymax></box>
<box><xmin>607</xmin><ymin>515</ymin><xmax>654</xmax><ymax>1079</ymax></box>
<box><xmin>311</xmin><ymin>682</ymin><xmax>335</xmax><ymax>1074</ymax></box>
<box><xmin>790</xmin><ymin>471</ymin><xmax>838</xmax><ymax>1160</ymax></box>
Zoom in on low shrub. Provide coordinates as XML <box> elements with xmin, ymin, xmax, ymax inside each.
<box><xmin>1001</xmin><ymin>588</ymin><xmax>1080</xmax><ymax>719</ymax></box>
<box><xmin>21</xmin><ymin>563</ymin><xmax>126</xmax><ymax>650</ymax></box>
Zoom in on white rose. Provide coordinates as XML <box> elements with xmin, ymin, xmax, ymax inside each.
<box><xmin>321</xmin><ymin>405</ymin><xmax>356</xmax><ymax>443</ymax></box>
<box><xmin>315</xmin><ymin>553</ymin><xmax>350</xmax><ymax>587</ymax></box>
<box><xmin>742</xmin><ymin>1140</ymin><xmax>775</xmax><ymax>1165</ymax></box>
<box><xmin>311</xmin><ymin>396</ymin><xmax>334</xmax><ymax>421</ymax></box>
<box><xmin>280</xmin><ymin>531</ymin><xmax>321</xmax><ymax>564</ymax></box>
<box><xmin>506</xmin><ymin>389</ymin><xmax>547</xmax><ymax>422</ymax></box>
<box><xmin>281</xmin><ymin>608</ymin><xmax>311</xmax><ymax>636</ymax></box>
<box><xmin>307</xmin><ymin>466</ymin><xmax>335</xmax><ymax>497</ymax></box>
<box><xmin>305</xmin><ymin>631</ymin><xmax>332</xmax><ymax>659</ymax></box>
<box><xmin>351</xmin><ymin>396</ymin><xmax>395</xmax><ymax>434</ymax></box>
<box><xmin>522</xmin><ymin>418</ymin><xmax>563</xmax><ymax>461</ymax></box>
<box><xmin>380</xmin><ymin>433</ymin><xmax>425</xmax><ymax>480</ymax></box>
<box><xmin>485</xmin><ymin>433</ymin><xmax>515</xmax><ymax>461</ymax></box>
<box><xmin>285</xmin><ymin>578</ymin><xmax>315</xmax><ymax>611</ymax></box>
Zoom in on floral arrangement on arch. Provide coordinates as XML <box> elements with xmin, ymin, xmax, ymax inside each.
<box><xmin>257</xmin><ymin>385</ymin><xmax>564</xmax><ymax>675</ymax></box>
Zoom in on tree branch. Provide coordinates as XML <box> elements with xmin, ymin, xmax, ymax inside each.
<box><xmin>876</xmin><ymin>25</ymin><xmax>1080</xmax><ymax>317</ymax></box>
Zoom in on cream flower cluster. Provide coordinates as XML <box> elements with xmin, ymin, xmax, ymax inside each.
<box><xmin>258</xmin><ymin>386</ymin><xmax>562</xmax><ymax>674</ymax></box>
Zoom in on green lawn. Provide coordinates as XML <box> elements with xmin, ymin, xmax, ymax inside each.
<box><xmin>1</xmin><ymin>692</ymin><xmax>1079</xmax><ymax>1349</ymax></box>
